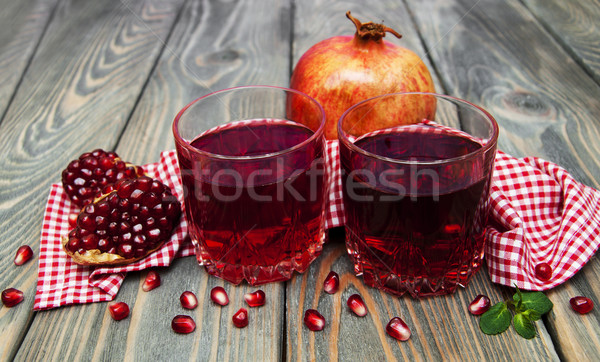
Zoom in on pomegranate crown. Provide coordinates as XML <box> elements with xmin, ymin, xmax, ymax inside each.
<box><xmin>346</xmin><ymin>11</ymin><xmax>402</xmax><ymax>42</ymax></box>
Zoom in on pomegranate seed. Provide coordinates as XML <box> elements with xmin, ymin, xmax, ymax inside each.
<box><xmin>232</xmin><ymin>308</ymin><xmax>249</xmax><ymax>328</ymax></box>
<box><xmin>14</xmin><ymin>245</ymin><xmax>33</xmax><ymax>266</ymax></box>
<box><xmin>172</xmin><ymin>315</ymin><xmax>196</xmax><ymax>334</ymax></box>
<box><xmin>304</xmin><ymin>309</ymin><xmax>325</xmax><ymax>331</ymax></box>
<box><xmin>347</xmin><ymin>294</ymin><xmax>367</xmax><ymax>317</ymax></box>
<box><xmin>469</xmin><ymin>294</ymin><xmax>491</xmax><ymax>315</ymax></box>
<box><xmin>323</xmin><ymin>271</ymin><xmax>340</xmax><ymax>294</ymax></box>
<box><xmin>2</xmin><ymin>288</ymin><xmax>24</xmax><ymax>307</ymax></box>
<box><xmin>180</xmin><ymin>291</ymin><xmax>198</xmax><ymax>310</ymax></box>
<box><xmin>108</xmin><ymin>301</ymin><xmax>130</xmax><ymax>321</ymax></box>
<box><xmin>386</xmin><ymin>317</ymin><xmax>411</xmax><ymax>341</ymax></box>
<box><xmin>142</xmin><ymin>270</ymin><xmax>161</xmax><ymax>292</ymax></box>
<box><xmin>68</xmin><ymin>213</ymin><xmax>78</xmax><ymax>228</ymax></box>
<box><xmin>570</xmin><ymin>296</ymin><xmax>594</xmax><ymax>314</ymax></box>
<box><xmin>535</xmin><ymin>262</ymin><xmax>552</xmax><ymax>281</ymax></box>
<box><xmin>244</xmin><ymin>290</ymin><xmax>265</xmax><ymax>307</ymax></box>
<box><xmin>210</xmin><ymin>286</ymin><xmax>229</xmax><ymax>306</ymax></box>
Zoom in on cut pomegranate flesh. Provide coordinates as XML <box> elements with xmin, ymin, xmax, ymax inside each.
<box><xmin>304</xmin><ymin>309</ymin><xmax>325</xmax><ymax>331</ymax></box>
<box><xmin>386</xmin><ymin>317</ymin><xmax>411</xmax><ymax>341</ymax></box>
<box><xmin>347</xmin><ymin>294</ymin><xmax>367</xmax><ymax>317</ymax></box>
<box><xmin>232</xmin><ymin>308</ymin><xmax>249</xmax><ymax>328</ymax></box>
<box><xmin>210</xmin><ymin>286</ymin><xmax>229</xmax><ymax>306</ymax></box>
<box><xmin>244</xmin><ymin>290</ymin><xmax>265</xmax><ymax>307</ymax></box>
<box><xmin>180</xmin><ymin>291</ymin><xmax>198</xmax><ymax>310</ymax></box>
<box><xmin>570</xmin><ymin>296</ymin><xmax>594</xmax><ymax>314</ymax></box>
<box><xmin>172</xmin><ymin>315</ymin><xmax>196</xmax><ymax>334</ymax></box>
<box><xmin>2</xmin><ymin>288</ymin><xmax>24</xmax><ymax>307</ymax></box>
<box><xmin>323</xmin><ymin>271</ymin><xmax>340</xmax><ymax>294</ymax></box>
<box><xmin>63</xmin><ymin>175</ymin><xmax>181</xmax><ymax>265</ymax></box>
<box><xmin>469</xmin><ymin>294</ymin><xmax>491</xmax><ymax>315</ymax></box>
<box><xmin>62</xmin><ymin>149</ymin><xmax>143</xmax><ymax>207</ymax></box>
<box><xmin>534</xmin><ymin>262</ymin><xmax>552</xmax><ymax>281</ymax></box>
<box><xmin>108</xmin><ymin>302</ymin><xmax>130</xmax><ymax>321</ymax></box>
<box><xmin>142</xmin><ymin>270</ymin><xmax>161</xmax><ymax>292</ymax></box>
<box><xmin>14</xmin><ymin>245</ymin><xmax>33</xmax><ymax>266</ymax></box>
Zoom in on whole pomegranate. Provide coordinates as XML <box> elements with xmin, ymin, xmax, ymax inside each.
<box><xmin>290</xmin><ymin>11</ymin><xmax>436</xmax><ymax>139</ymax></box>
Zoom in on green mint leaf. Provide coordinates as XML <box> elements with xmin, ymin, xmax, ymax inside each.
<box><xmin>513</xmin><ymin>313</ymin><xmax>536</xmax><ymax>339</ymax></box>
<box><xmin>513</xmin><ymin>286</ymin><xmax>523</xmax><ymax>311</ymax></box>
<box><xmin>513</xmin><ymin>291</ymin><xmax>553</xmax><ymax>315</ymax></box>
<box><xmin>521</xmin><ymin>309</ymin><xmax>542</xmax><ymax>321</ymax></box>
<box><xmin>480</xmin><ymin>302</ymin><xmax>511</xmax><ymax>335</ymax></box>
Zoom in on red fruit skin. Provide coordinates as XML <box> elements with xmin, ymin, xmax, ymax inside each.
<box><xmin>142</xmin><ymin>270</ymin><xmax>161</xmax><ymax>292</ymax></box>
<box><xmin>347</xmin><ymin>294</ymin><xmax>368</xmax><ymax>317</ymax></box>
<box><xmin>535</xmin><ymin>262</ymin><xmax>553</xmax><ymax>281</ymax></box>
<box><xmin>172</xmin><ymin>315</ymin><xmax>196</xmax><ymax>334</ymax></box>
<box><xmin>108</xmin><ymin>302</ymin><xmax>130</xmax><ymax>321</ymax></box>
<box><xmin>289</xmin><ymin>13</ymin><xmax>435</xmax><ymax>140</ymax></box>
<box><xmin>244</xmin><ymin>290</ymin><xmax>265</xmax><ymax>307</ymax></box>
<box><xmin>304</xmin><ymin>309</ymin><xmax>326</xmax><ymax>331</ymax></box>
<box><xmin>386</xmin><ymin>317</ymin><xmax>411</xmax><ymax>341</ymax></box>
<box><xmin>469</xmin><ymin>294</ymin><xmax>491</xmax><ymax>315</ymax></box>
<box><xmin>2</xmin><ymin>288</ymin><xmax>24</xmax><ymax>307</ymax></box>
<box><xmin>570</xmin><ymin>296</ymin><xmax>594</xmax><ymax>314</ymax></box>
<box><xmin>323</xmin><ymin>271</ymin><xmax>340</xmax><ymax>294</ymax></box>
<box><xmin>14</xmin><ymin>245</ymin><xmax>34</xmax><ymax>266</ymax></box>
<box><xmin>232</xmin><ymin>308</ymin><xmax>249</xmax><ymax>328</ymax></box>
<box><xmin>210</xmin><ymin>286</ymin><xmax>229</xmax><ymax>306</ymax></box>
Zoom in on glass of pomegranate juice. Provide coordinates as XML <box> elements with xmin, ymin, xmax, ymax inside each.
<box><xmin>338</xmin><ymin>92</ymin><xmax>498</xmax><ymax>297</ymax></box>
<box><xmin>173</xmin><ymin>86</ymin><xmax>327</xmax><ymax>285</ymax></box>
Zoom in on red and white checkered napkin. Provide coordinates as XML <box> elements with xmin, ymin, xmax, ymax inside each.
<box><xmin>34</xmin><ymin>151</ymin><xmax>194</xmax><ymax>310</ymax></box>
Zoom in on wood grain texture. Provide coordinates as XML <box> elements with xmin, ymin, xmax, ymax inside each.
<box><xmin>1</xmin><ymin>0</ymin><xmax>183</xmax><ymax>360</ymax></box>
<box><xmin>406</xmin><ymin>0</ymin><xmax>600</xmax><ymax>360</ymax></box>
<box><xmin>521</xmin><ymin>0</ymin><xmax>600</xmax><ymax>84</ymax></box>
<box><xmin>16</xmin><ymin>0</ymin><xmax>292</xmax><ymax>360</ymax></box>
<box><xmin>289</xmin><ymin>1</ymin><xmax>558</xmax><ymax>360</ymax></box>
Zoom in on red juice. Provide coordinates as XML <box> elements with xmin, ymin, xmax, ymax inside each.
<box><xmin>340</xmin><ymin>125</ymin><xmax>491</xmax><ymax>297</ymax></box>
<box><xmin>177</xmin><ymin>119</ymin><xmax>327</xmax><ymax>285</ymax></box>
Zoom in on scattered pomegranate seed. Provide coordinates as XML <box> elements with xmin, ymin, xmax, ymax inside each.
<box><xmin>304</xmin><ymin>309</ymin><xmax>325</xmax><ymax>331</ymax></box>
<box><xmin>180</xmin><ymin>291</ymin><xmax>198</xmax><ymax>310</ymax></box>
<box><xmin>570</xmin><ymin>296</ymin><xmax>594</xmax><ymax>314</ymax></box>
<box><xmin>323</xmin><ymin>271</ymin><xmax>340</xmax><ymax>294</ymax></box>
<box><xmin>108</xmin><ymin>302</ymin><xmax>130</xmax><ymax>321</ymax></box>
<box><xmin>386</xmin><ymin>317</ymin><xmax>411</xmax><ymax>341</ymax></box>
<box><xmin>68</xmin><ymin>213</ymin><xmax>79</xmax><ymax>228</ymax></box>
<box><xmin>535</xmin><ymin>262</ymin><xmax>552</xmax><ymax>281</ymax></box>
<box><xmin>244</xmin><ymin>290</ymin><xmax>265</xmax><ymax>307</ymax></box>
<box><xmin>2</xmin><ymin>288</ymin><xmax>24</xmax><ymax>307</ymax></box>
<box><xmin>14</xmin><ymin>245</ymin><xmax>33</xmax><ymax>266</ymax></box>
<box><xmin>172</xmin><ymin>315</ymin><xmax>196</xmax><ymax>334</ymax></box>
<box><xmin>347</xmin><ymin>294</ymin><xmax>367</xmax><ymax>317</ymax></box>
<box><xmin>210</xmin><ymin>286</ymin><xmax>229</xmax><ymax>306</ymax></box>
<box><xmin>232</xmin><ymin>308</ymin><xmax>249</xmax><ymax>328</ymax></box>
<box><xmin>469</xmin><ymin>294</ymin><xmax>491</xmax><ymax>315</ymax></box>
<box><xmin>142</xmin><ymin>270</ymin><xmax>161</xmax><ymax>292</ymax></box>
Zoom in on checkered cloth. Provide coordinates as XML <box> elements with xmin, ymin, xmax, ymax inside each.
<box><xmin>35</xmin><ymin>142</ymin><xmax>600</xmax><ymax>309</ymax></box>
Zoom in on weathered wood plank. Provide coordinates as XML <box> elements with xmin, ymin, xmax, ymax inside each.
<box><xmin>1</xmin><ymin>0</ymin><xmax>184</xmax><ymax>360</ymax></box>
<box><xmin>521</xmin><ymin>0</ymin><xmax>600</xmax><ymax>84</ymax></box>
<box><xmin>0</xmin><ymin>0</ymin><xmax>59</xmax><ymax>121</ymax></box>
<box><xmin>16</xmin><ymin>0</ymin><xmax>293</xmax><ymax>360</ymax></box>
<box><xmin>407</xmin><ymin>0</ymin><xmax>600</xmax><ymax>360</ymax></box>
<box><xmin>289</xmin><ymin>1</ymin><xmax>558</xmax><ymax>360</ymax></box>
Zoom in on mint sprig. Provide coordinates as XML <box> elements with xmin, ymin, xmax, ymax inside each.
<box><xmin>478</xmin><ymin>287</ymin><xmax>553</xmax><ymax>339</ymax></box>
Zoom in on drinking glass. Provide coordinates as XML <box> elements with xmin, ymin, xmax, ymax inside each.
<box><xmin>338</xmin><ymin>92</ymin><xmax>498</xmax><ymax>297</ymax></box>
<box><xmin>173</xmin><ymin>86</ymin><xmax>328</xmax><ymax>285</ymax></box>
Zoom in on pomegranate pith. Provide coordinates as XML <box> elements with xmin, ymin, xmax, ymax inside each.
<box><xmin>347</xmin><ymin>294</ymin><xmax>367</xmax><ymax>317</ymax></box>
<box><xmin>323</xmin><ymin>271</ymin><xmax>340</xmax><ymax>294</ymax></box>
<box><xmin>2</xmin><ymin>288</ymin><xmax>24</xmax><ymax>307</ymax></box>
<box><xmin>232</xmin><ymin>308</ymin><xmax>249</xmax><ymax>328</ymax></box>
<box><xmin>570</xmin><ymin>296</ymin><xmax>594</xmax><ymax>314</ymax></box>
<box><xmin>142</xmin><ymin>270</ymin><xmax>161</xmax><ymax>292</ymax></box>
<box><xmin>210</xmin><ymin>286</ymin><xmax>229</xmax><ymax>306</ymax></box>
<box><xmin>14</xmin><ymin>245</ymin><xmax>33</xmax><ymax>266</ymax></box>
<box><xmin>172</xmin><ymin>315</ymin><xmax>196</xmax><ymax>334</ymax></box>
<box><xmin>304</xmin><ymin>309</ymin><xmax>325</xmax><ymax>331</ymax></box>
<box><xmin>180</xmin><ymin>291</ymin><xmax>198</xmax><ymax>310</ymax></box>
<box><xmin>469</xmin><ymin>294</ymin><xmax>491</xmax><ymax>315</ymax></box>
<box><xmin>386</xmin><ymin>317</ymin><xmax>411</xmax><ymax>341</ymax></box>
<box><xmin>244</xmin><ymin>290</ymin><xmax>265</xmax><ymax>307</ymax></box>
<box><xmin>108</xmin><ymin>302</ymin><xmax>130</xmax><ymax>321</ymax></box>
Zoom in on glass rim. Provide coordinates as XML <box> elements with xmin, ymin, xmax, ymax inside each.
<box><xmin>337</xmin><ymin>92</ymin><xmax>499</xmax><ymax>166</ymax></box>
<box><xmin>172</xmin><ymin>85</ymin><xmax>326</xmax><ymax>161</ymax></box>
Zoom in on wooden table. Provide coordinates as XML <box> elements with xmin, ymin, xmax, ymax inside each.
<box><xmin>1</xmin><ymin>0</ymin><xmax>599</xmax><ymax>360</ymax></box>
